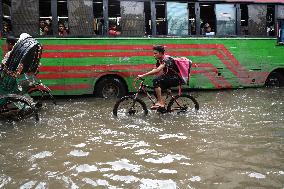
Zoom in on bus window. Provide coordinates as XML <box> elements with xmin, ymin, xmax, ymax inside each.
<box><xmin>156</xmin><ymin>1</ymin><xmax>166</xmax><ymax>35</ymax></box>
<box><xmin>39</xmin><ymin>0</ymin><xmax>52</xmax><ymax>36</ymax></box>
<box><xmin>276</xmin><ymin>5</ymin><xmax>284</xmax><ymax>44</ymax></box>
<box><xmin>58</xmin><ymin>0</ymin><xmax>68</xmax><ymax>36</ymax></box>
<box><xmin>216</xmin><ymin>4</ymin><xmax>236</xmax><ymax>36</ymax></box>
<box><xmin>67</xmin><ymin>0</ymin><xmax>94</xmax><ymax>36</ymax></box>
<box><xmin>200</xmin><ymin>3</ymin><xmax>215</xmax><ymax>36</ymax></box>
<box><xmin>240</xmin><ymin>4</ymin><xmax>248</xmax><ymax>35</ymax></box>
<box><xmin>108</xmin><ymin>0</ymin><xmax>121</xmax><ymax>36</ymax></box>
<box><xmin>167</xmin><ymin>2</ymin><xmax>188</xmax><ymax>36</ymax></box>
<box><xmin>267</xmin><ymin>5</ymin><xmax>275</xmax><ymax>36</ymax></box>
<box><xmin>248</xmin><ymin>4</ymin><xmax>267</xmax><ymax>36</ymax></box>
<box><xmin>11</xmin><ymin>0</ymin><xmax>39</xmax><ymax>36</ymax></box>
<box><xmin>277</xmin><ymin>5</ymin><xmax>284</xmax><ymax>20</ymax></box>
<box><xmin>144</xmin><ymin>1</ymin><xmax>152</xmax><ymax>36</ymax></box>
<box><xmin>93</xmin><ymin>0</ymin><xmax>103</xmax><ymax>35</ymax></box>
<box><xmin>120</xmin><ymin>1</ymin><xmax>145</xmax><ymax>37</ymax></box>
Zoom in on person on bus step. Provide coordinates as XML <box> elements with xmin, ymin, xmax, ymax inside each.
<box><xmin>137</xmin><ymin>45</ymin><xmax>182</xmax><ymax>109</ymax></box>
<box><xmin>0</xmin><ymin>35</ymin><xmax>17</xmax><ymax>73</ymax></box>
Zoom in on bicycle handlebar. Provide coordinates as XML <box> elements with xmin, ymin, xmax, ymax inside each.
<box><xmin>133</xmin><ymin>77</ymin><xmax>143</xmax><ymax>89</ymax></box>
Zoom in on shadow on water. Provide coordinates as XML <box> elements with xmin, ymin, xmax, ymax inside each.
<box><xmin>0</xmin><ymin>88</ymin><xmax>283</xmax><ymax>188</ymax></box>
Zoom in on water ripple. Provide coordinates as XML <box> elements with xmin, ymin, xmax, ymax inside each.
<box><xmin>0</xmin><ymin>88</ymin><xmax>283</xmax><ymax>188</ymax></box>
<box><xmin>68</xmin><ymin>150</ymin><xmax>89</xmax><ymax>157</ymax></box>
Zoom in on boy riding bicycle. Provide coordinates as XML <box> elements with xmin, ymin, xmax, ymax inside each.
<box><xmin>137</xmin><ymin>45</ymin><xmax>182</xmax><ymax>109</ymax></box>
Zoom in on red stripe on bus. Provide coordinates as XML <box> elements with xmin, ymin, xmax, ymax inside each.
<box><xmin>42</xmin><ymin>50</ymin><xmax>217</xmax><ymax>58</ymax></box>
<box><xmin>39</xmin><ymin>43</ymin><xmax>255</xmax><ymax>87</ymax></box>
<box><xmin>39</xmin><ymin>70</ymin><xmax>202</xmax><ymax>79</ymax></box>
<box><xmin>219</xmin><ymin>46</ymin><xmax>243</xmax><ymax>68</ymax></box>
<box><xmin>40</xmin><ymin>43</ymin><xmax>247</xmax><ymax>87</ymax></box>
<box><xmin>215</xmin><ymin>51</ymin><xmax>239</xmax><ymax>76</ymax></box>
<box><xmin>48</xmin><ymin>84</ymin><xmax>91</xmax><ymax>91</ymax></box>
<box><xmin>43</xmin><ymin>44</ymin><xmax>224</xmax><ymax>51</ymax></box>
<box><xmin>217</xmin><ymin>76</ymin><xmax>233</xmax><ymax>88</ymax></box>
<box><xmin>40</xmin><ymin>44</ymin><xmax>246</xmax><ymax>85</ymax></box>
<box><xmin>39</xmin><ymin>62</ymin><xmax>217</xmax><ymax>73</ymax></box>
<box><xmin>40</xmin><ymin>71</ymin><xmax>225</xmax><ymax>89</ymax></box>
<box><xmin>37</xmin><ymin>71</ymin><xmax>136</xmax><ymax>79</ymax></box>
<box><xmin>43</xmin><ymin>45</ymin><xmax>152</xmax><ymax>50</ymax></box>
<box><xmin>38</xmin><ymin>63</ymin><xmax>232</xmax><ymax>89</ymax></box>
<box><xmin>203</xmin><ymin>72</ymin><xmax>223</xmax><ymax>89</ymax></box>
<box><xmin>39</xmin><ymin>64</ymin><xmax>154</xmax><ymax>72</ymax></box>
<box><xmin>38</xmin><ymin>70</ymin><xmax>232</xmax><ymax>89</ymax></box>
<box><xmin>194</xmin><ymin>63</ymin><xmax>232</xmax><ymax>88</ymax></box>
<box><xmin>38</xmin><ymin>73</ymin><xmax>97</xmax><ymax>79</ymax></box>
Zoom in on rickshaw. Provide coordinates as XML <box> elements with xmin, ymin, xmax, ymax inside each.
<box><xmin>0</xmin><ymin>34</ymin><xmax>54</xmax><ymax>121</ymax></box>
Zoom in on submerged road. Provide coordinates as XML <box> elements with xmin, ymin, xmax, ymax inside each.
<box><xmin>0</xmin><ymin>88</ymin><xmax>283</xmax><ymax>188</ymax></box>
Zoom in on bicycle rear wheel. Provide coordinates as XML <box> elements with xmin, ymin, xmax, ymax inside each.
<box><xmin>0</xmin><ymin>94</ymin><xmax>39</xmax><ymax>121</ymax></box>
<box><xmin>113</xmin><ymin>96</ymin><xmax>148</xmax><ymax>117</ymax></box>
<box><xmin>167</xmin><ymin>94</ymin><xmax>199</xmax><ymax>114</ymax></box>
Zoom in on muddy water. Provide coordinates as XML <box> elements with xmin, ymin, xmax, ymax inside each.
<box><xmin>0</xmin><ymin>88</ymin><xmax>283</xmax><ymax>188</ymax></box>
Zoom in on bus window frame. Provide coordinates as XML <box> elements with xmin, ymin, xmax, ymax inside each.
<box><xmin>277</xmin><ymin>19</ymin><xmax>284</xmax><ymax>45</ymax></box>
<box><xmin>0</xmin><ymin>0</ymin><xmax>281</xmax><ymax>38</ymax></box>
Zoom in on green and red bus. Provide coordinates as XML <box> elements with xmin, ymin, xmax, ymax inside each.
<box><xmin>1</xmin><ymin>0</ymin><xmax>283</xmax><ymax>98</ymax></box>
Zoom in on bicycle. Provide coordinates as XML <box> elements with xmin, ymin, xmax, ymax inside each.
<box><xmin>113</xmin><ymin>78</ymin><xmax>199</xmax><ymax>117</ymax></box>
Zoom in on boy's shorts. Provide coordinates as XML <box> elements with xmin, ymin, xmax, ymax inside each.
<box><xmin>153</xmin><ymin>74</ymin><xmax>181</xmax><ymax>90</ymax></box>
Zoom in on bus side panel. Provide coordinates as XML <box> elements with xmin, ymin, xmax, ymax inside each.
<box><xmin>1</xmin><ymin>38</ymin><xmax>283</xmax><ymax>96</ymax></box>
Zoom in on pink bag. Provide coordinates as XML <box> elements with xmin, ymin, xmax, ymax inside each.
<box><xmin>173</xmin><ymin>57</ymin><xmax>192</xmax><ymax>85</ymax></box>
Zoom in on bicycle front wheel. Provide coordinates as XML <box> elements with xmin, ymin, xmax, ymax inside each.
<box><xmin>113</xmin><ymin>96</ymin><xmax>148</xmax><ymax>117</ymax></box>
<box><xmin>167</xmin><ymin>94</ymin><xmax>199</xmax><ymax>114</ymax></box>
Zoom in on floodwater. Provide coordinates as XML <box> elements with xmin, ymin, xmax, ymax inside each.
<box><xmin>0</xmin><ymin>88</ymin><xmax>283</xmax><ymax>189</ymax></box>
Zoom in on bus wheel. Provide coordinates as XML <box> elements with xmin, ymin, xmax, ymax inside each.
<box><xmin>265</xmin><ymin>71</ymin><xmax>284</xmax><ymax>87</ymax></box>
<box><xmin>95</xmin><ymin>77</ymin><xmax>127</xmax><ymax>98</ymax></box>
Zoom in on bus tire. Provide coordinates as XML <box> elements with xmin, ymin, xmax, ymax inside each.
<box><xmin>265</xmin><ymin>71</ymin><xmax>284</xmax><ymax>87</ymax></box>
<box><xmin>95</xmin><ymin>77</ymin><xmax>127</xmax><ymax>98</ymax></box>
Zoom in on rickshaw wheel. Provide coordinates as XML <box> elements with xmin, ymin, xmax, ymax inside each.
<box><xmin>0</xmin><ymin>94</ymin><xmax>39</xmax><ymax>121</ymax></box>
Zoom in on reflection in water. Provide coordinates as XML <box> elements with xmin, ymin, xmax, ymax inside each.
<box><xmin>0</xmin><ymin>88</ymin><xmax>283</xmax><ymax>188</ymax></box>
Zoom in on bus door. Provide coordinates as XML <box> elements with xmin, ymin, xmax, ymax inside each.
<box><xmin>278</xmin><ymin>20</ymin><xmax>284</xmax><ymax>45</ymax></box>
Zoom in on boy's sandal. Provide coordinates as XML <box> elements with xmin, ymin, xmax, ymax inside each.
<box><xmin>150</xmin><ymin>105</ymin><xmax>159</xmax><ymax>110</ymax></box>
<box><xmin>151</xmin><ymin>104</ymin><xmax>165</xmax><ymax>110</ymax></box>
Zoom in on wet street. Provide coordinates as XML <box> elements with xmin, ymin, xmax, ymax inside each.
<box><xmin>0</xmin><ymin>88</ymin><xmax>283</xmax><ymax>188</ymax></box>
